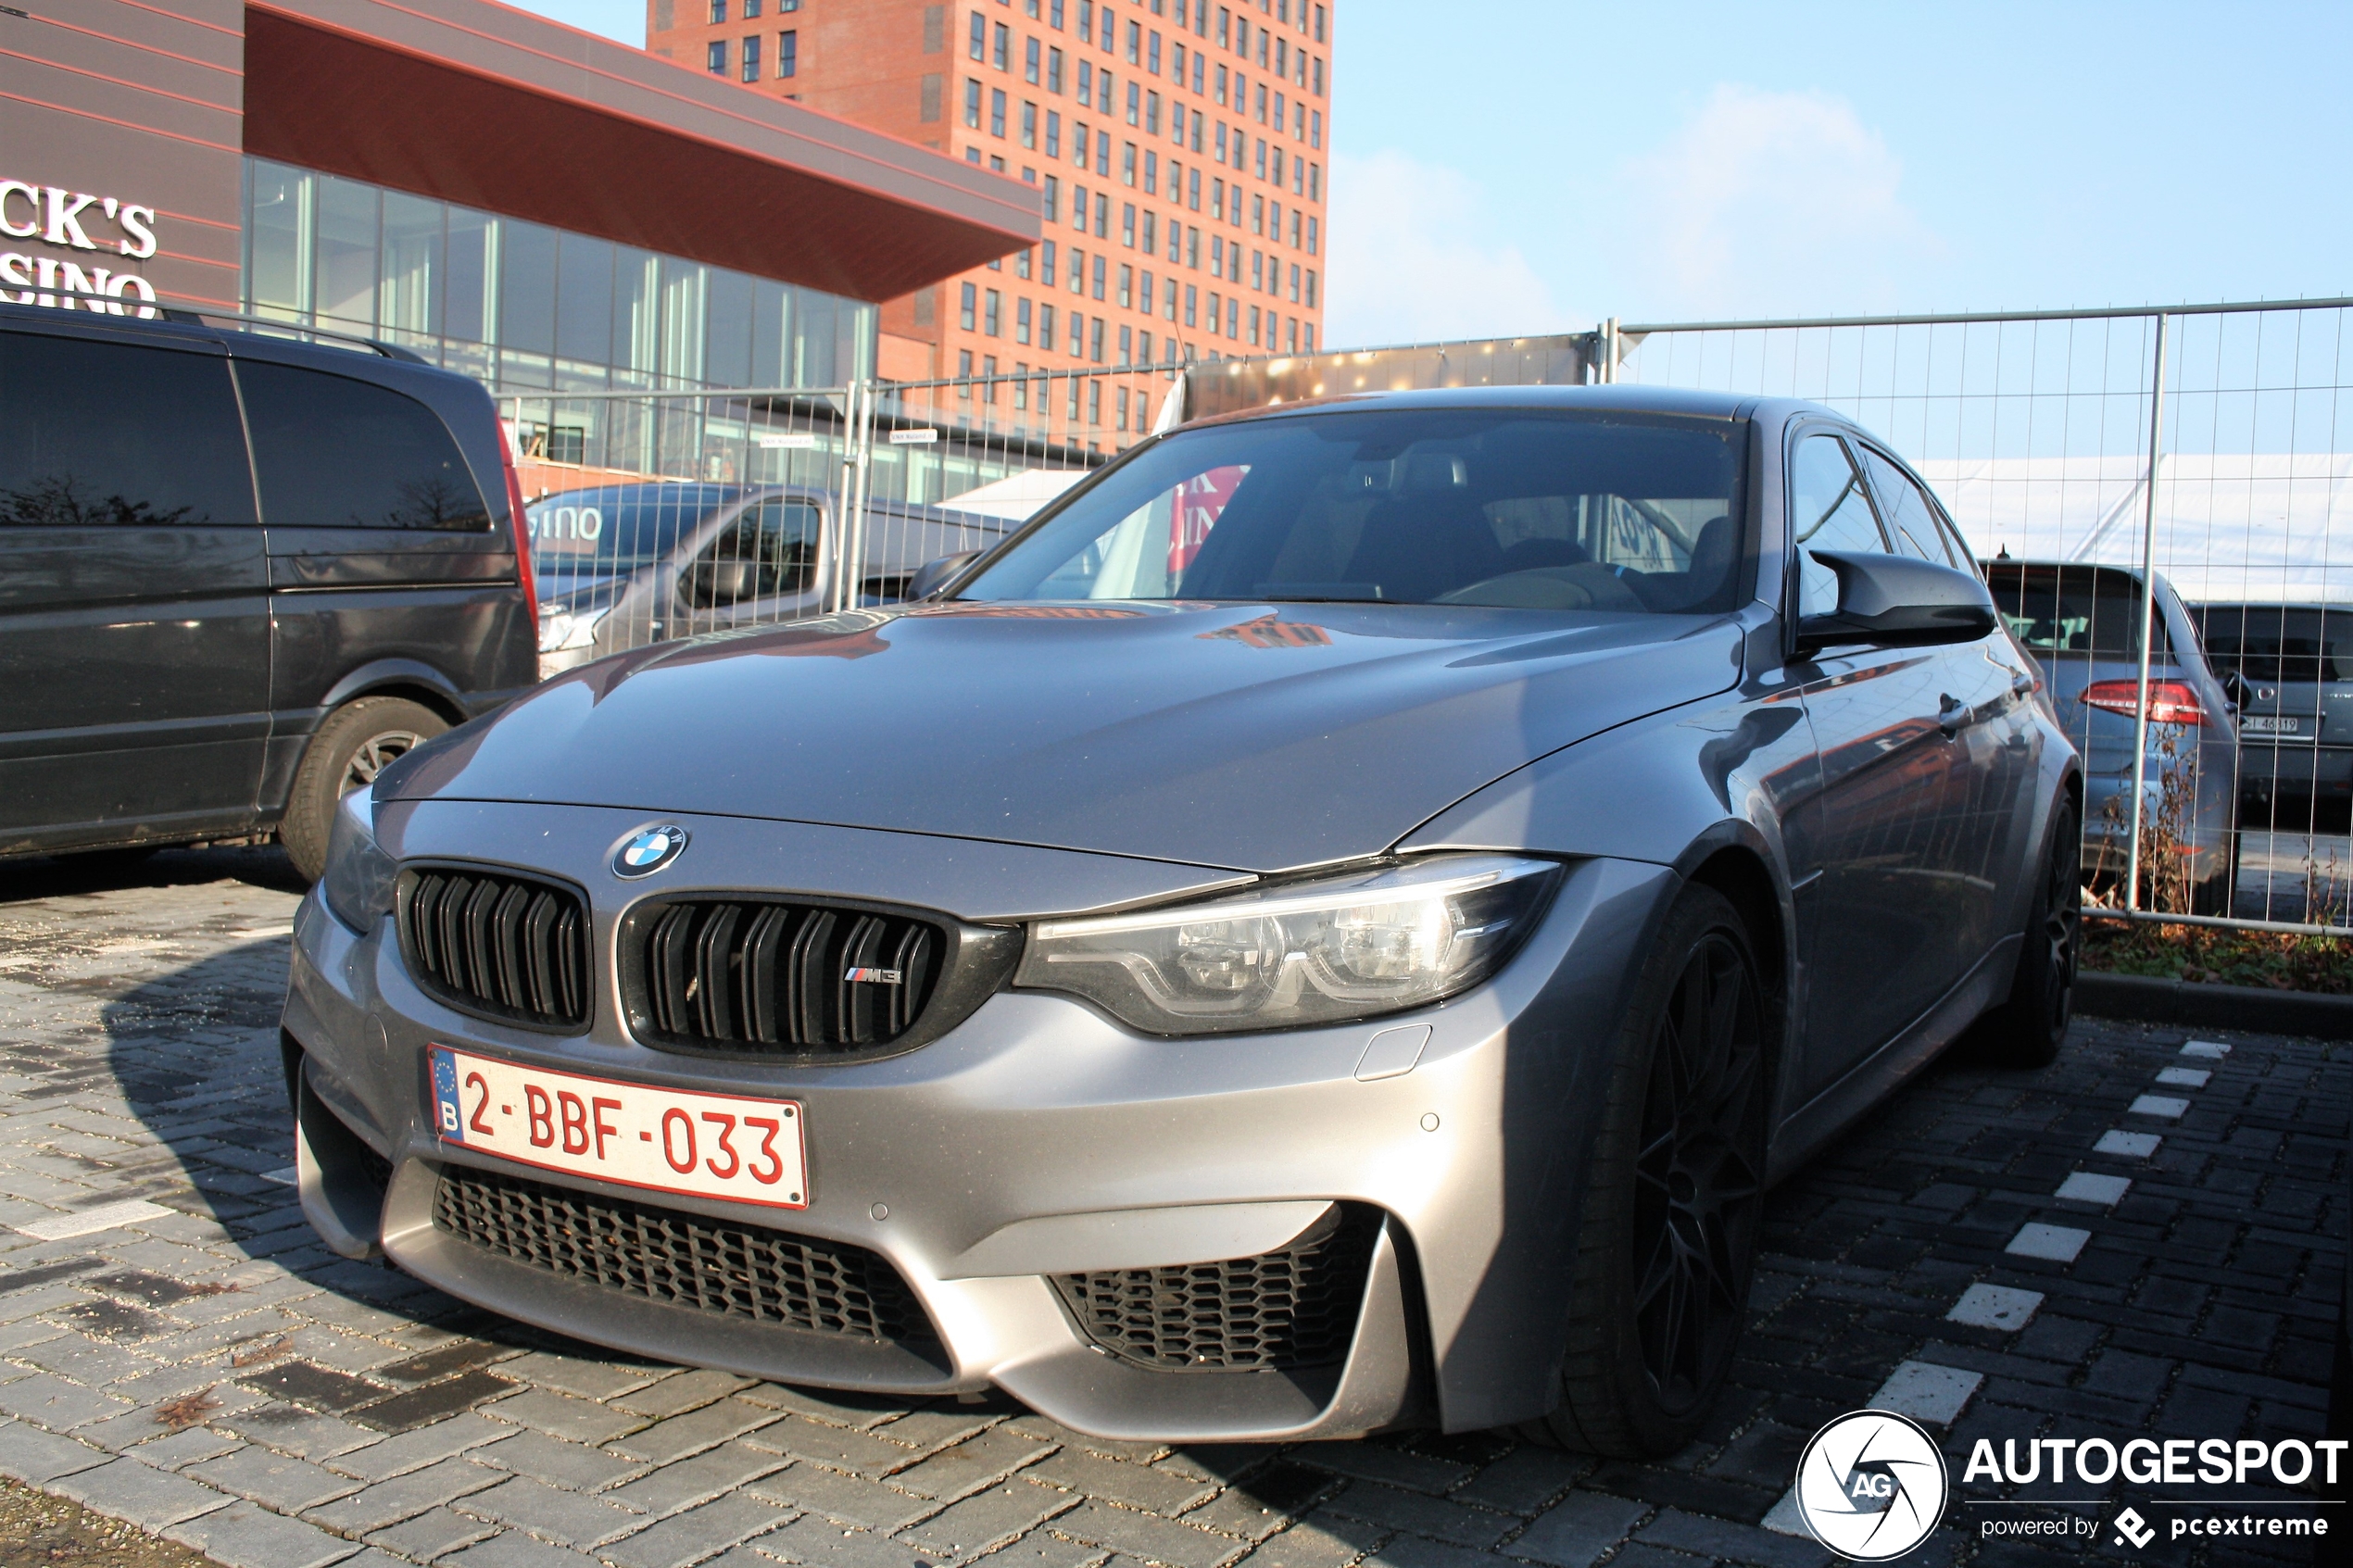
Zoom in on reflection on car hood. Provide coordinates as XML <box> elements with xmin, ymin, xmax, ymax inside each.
<box><xmin>388</xmin><ymin>602</ymin><xmax>1746</xmax><ymax>872</ymax></box>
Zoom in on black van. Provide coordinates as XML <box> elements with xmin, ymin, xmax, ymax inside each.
<box><xmin>0</xmin><ymin>303</ymin><xmax>536</xmax><ymax>881</ymax></box>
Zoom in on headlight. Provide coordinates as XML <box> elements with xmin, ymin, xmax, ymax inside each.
<box><xmin>320</xmin><ymin>786</ymin><xmax>397</xmax><ymax>932</ymax></box>
<box><xmin>1015</xmin><ymin>854</ymin><xmax>1562</xmax><ymax>1035</ymax></box>
<box><xmin>537</xmin><ymin>604</ymin><xmax>607</xmax><ymax>653</ymax></box>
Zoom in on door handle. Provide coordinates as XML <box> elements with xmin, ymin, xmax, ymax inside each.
<box><xmin>1938</xmin><ymin>693</ymin><xmax>1969</xmax><ymax>737</ymax></box>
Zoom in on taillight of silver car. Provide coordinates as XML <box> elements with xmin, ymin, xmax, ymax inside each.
<box><xmin>2079</xmin><ymin>678</ymin><xmax>2206</xmax><ymax>725</ymax></box>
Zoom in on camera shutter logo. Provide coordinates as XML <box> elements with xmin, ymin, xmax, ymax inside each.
<box><xmin>612</xmin><ymin>825</ymin><xmax>688</xmax><ymax>878</ymax></box>
<box><xmin>1793</xmin><ymin>1410</ymin><xmax>1949</xmax><ymax>1561</ymax></box>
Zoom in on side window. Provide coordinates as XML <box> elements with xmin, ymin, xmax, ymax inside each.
<box><xmin>0</xmin><ymin>331</ymin><xmax>256</xmax><ymax>527</ymax></box>
<box><xmin>238</xmin><ymin>362</ymin><xmax>491</xmax><ymax>531</ymax></box>
<box><xmin>1789</xmin><ymin>433</ymin><xmax>1886</xmax><ymax>617</ymax></box>
<box><xmin>685</xmin><ymin>499</ymin><xmax>823</xmax><ymax>607</ymax></box>
<box><xmin>1858</xmin><ymin>447</ymin><xmax>1954</xmax><ymax>565</ymax></box>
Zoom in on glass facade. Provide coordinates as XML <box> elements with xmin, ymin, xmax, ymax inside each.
<box><xmin>240</xmin><ymin>158</ymin><xmax>876</xmax><ymax>394</ymax></box>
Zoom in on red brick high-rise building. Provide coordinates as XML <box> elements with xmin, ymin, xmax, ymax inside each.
<box><xmin>648</xmin><ymin>0</ymin><xmax>1333</xmax><ymax>397</ymax></box>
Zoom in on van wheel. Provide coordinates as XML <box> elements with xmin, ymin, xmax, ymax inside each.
<box><xmin>283</xmin><ymin>697</ymin><xmax>447</xmax><ymax>883</ymax></box>
<box><xmin>1971</xmin><ymin>797</ymin><xmax>2080</xmax><ymax>1069</ymax></box>
<box><xmin>1519</xmin><ymin>884</ymin><xmax>1767</xmax><ymax>1458</ymax></box>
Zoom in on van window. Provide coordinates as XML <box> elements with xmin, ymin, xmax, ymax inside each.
<box><xmin>239</xmin><ymin>361</ymin><xmax>491</xmax><ymax>531</ymax></box>
<box><xmin>0</xmin><ymin>331</ymin><xmax>257</xmax><ymax>527</ymax></box>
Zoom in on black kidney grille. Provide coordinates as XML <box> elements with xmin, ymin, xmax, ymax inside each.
<box><xmin>1052</xmin><ymin>1204</ymin><xmax>1380</xmax><ymax>1373</ymax></box>
<box><xmin>400</xmin><ymin>869</ymin><xmax>589</xmax><ymax>1030</ymax></box>
<box><xmin>634</xmin><ymin>899</ymin><xmax>942</xmax><ymax>1053</ymax></box>
<box><xmin>433</xmin><ymin>1164</ymin><xmax>939</xmax><ymax>1349</ymax></box>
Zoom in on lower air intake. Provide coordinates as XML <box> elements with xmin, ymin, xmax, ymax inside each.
<box><xmin>1052</xmin><ymin>1203</ymin><xmax>1381</xmax><ymax>1373</ymax></box>
<box><xmin>433</xmin><ymin>1164</ymin><xmax>939</xmax><ymax>1349</ymax></box>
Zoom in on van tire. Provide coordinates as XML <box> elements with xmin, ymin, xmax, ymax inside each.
<box><xmin>283</xmin><ymin>697</ymin><xmax>447</xmax><ymax>883</ymax></box>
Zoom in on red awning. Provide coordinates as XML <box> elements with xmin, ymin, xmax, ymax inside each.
<box><xmin>244</xmin><ymin>0</ymin><xmax>1037</xmax><ymax>303</ymax></box>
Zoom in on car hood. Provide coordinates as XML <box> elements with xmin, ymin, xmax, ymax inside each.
<box><xmin>388</xmin><ymin>601</ymin><xmax>1746</xmax><ymax>872</ymax></box>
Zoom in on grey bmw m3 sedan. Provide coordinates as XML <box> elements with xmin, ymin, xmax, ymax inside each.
<box><xmin>283</xmin><ymin>386</ymin><xmax>2082</xmax><ymax>1457</ymax></box>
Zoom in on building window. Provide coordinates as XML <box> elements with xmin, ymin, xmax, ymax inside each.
<box><xmin>709</xmin><ymin>0</ymin><xmax>724</xmax><ymax>21</ymax></box>
<box><xmin>1142</xmin><ymin>209</ymin><xmax>1157</xmax><ymax>254</ymax></box>
<box><xmin>1089</xmin><ymin>317</ymin><xmax>1105</xmax><ymax>362</ymax></box>
<box><xmin>1145</xmin><ymin>91</ymin><xmax>1160</xmax><ymax>135</ymax></box>
<box><xmin>707</xmin><ymin>40</ymin><xmax>727</xmax><ymax>73</ymax></box>
<box><xmin>1026</xmin><ymin>35</ymin><xmax>1041</xmax><ymax>82</ymax></box>
<box><xmin>1051</xmin><ymin>0</ymin><xmax>1064</xmax><ymax>27</ymax></box>
<box><xmin>991</xmin><ymin>87</ymin><xmax>1008</xmax><ymax>136</ymax></box>
<box><xmin>1186</xmin><ymin>224</ymin><xmax>1200</xmax><ymax>267</ymax></box>
<box><xmin>1116</xmin><ymin>263</ymin><xmax>1132</xmax><ymax>307</ymax></box>
<box><xmin>1304</xmin><ymin>269</ymin><xmax>1315</xmax><ymax>307</ymax></box>
<box><xmin>1252</xmin><ymin>194</ymin><xmax>1264</xmax><ymax>235</ymax></box>
<box><xmin>1184</xmin><ymin>283</ymin><xmax>1197</xmax><ymax>326</ymax></box>
<box><xmin>1048</xmin><ymin>47</ymin><xmax>1064</xmax><ymax>92</ymax></box>
<box><xmin>1088</xmin><ymin>379</ymin><xmax>1101</xmax><ymax>425</ymax></box>
<box><xmin>1094</xmin><ymin>190</ymin><xmax>1109</xmax><ymax>236</ymax></box>
<box><xmin>1042</xmin><ymin>176</ymin><xmax>1061</xmax><ymax>223</ymax></box>
<box><xmin>992</xmin><ymin>21</ymin><xmax>1010</xmax><ymax>69</ymax></box>
<box><xmin>1164</xmin><ymin>274</ymin><xmax>1177</xmax><ymax>319</ymax></box>
<box><xmin>1126</xmin><ymin>80</ymin><xmax>1140</xmax><ymax>126</ymax></box>
<box><xmin>1249</xmin><ymin>304</ymin><xmax>1260</xmax><ymax>345</ymax></box>
<box><xmin>1042</xmin><ymin>238</ymin><xmax>1057</xmax><ymax>284</ymax></box>
<box><xmin>1068</xmin><ymin>308</ymin><xmax>1083</xmax><ymax>356</ymax></box>
<box><xmin>1308</xmin><ymin>162</ymin><xmax>1319</xmax><ymax>201</ymax></box>
<box><xmin>1040</xmin><ymin>303</ymin><xmax>1057</xmax><ymax>348</ymax></box>
<box><xmin>1313</xmin><ymin>4</ymin><xmax>1323</xmax><ymax>42</ymax></box>
<box><xmin>984</xmin><ymin>288</ymin><xmax>1001</xmax><ymax>335</ymax></box>
<box><xmin>964</xmin><ymin>79</ymin><xmax>982</xmax><ymax>127</ymax></box>
<box><xmin>741</xmin><ymin>33</ymin><xmax>761</xmax><ymax>78</ymax></box>
<box><xmin>970</xmin><ymin>10</ymin><xmax>987</xmax><ymax>59</ymax></box>
<box><xmin>1137</xmin><ymin>332</ymin><xmax>1152</xmax><ymax>370</ymax></box>
<box><xmin>778</xmin><ymin>30</ymin><xmax>797</xmax><ymax>76</ymax></box>
<box><xmin>1015</xmin><ymin>247</ymin><xmax>1031</xmax><ymax>279</ymax></box>
<box><xmin>1125</xmin><ymin>18</ymin><xmax>1139</xmax><ymax>61</ymax></box>
<box><xmin>1121</xmin><ymin>203</ymin><xmax>1136</xmax><ymax>246</ymax></box>
<box><xmin>1046</xmin><ymin>111</ymin><xmax>1063</xmax><ymax>158</ymax></box>
<box><xmin>1149</xmin><ymin>29</ymin><xmax>1162</xmax><ymax>73</ymax></box>
<box><xmin>1121</xmin><ymin>144</ymin><xmax>1137</xmax><ymax>186</ymax></box>
<box><xmin>1289</xmin><ymin>261</ymin><xmax>1300</xmax><ymax>303</ymax></box>
<box><xmin>1303</xmin><ymin>321</ymin><xmax>1314</xmax><ymax>352</ymax></box>
<box><xmin>1251</xmin><ymin>249</ymin><xmax>1262</xmax><ymax>290</ymax></box>
<box><xmin>957</xmin><ymin>349</ymin><xmax>974</xmax><ymax>396</ymax></box>
<box><xmin>1016</xmin><ymin>297</ymin><xmax>1032</xmax><ymax>343</ymax></box>
<box><xmin>1095</xmin><ymin>129</ymin><xmax>1111</xmax><ymax>176</ymax></box>
<box><xmin>960</xmin><ymin>282</ymin><xmax>977</xmax><ymax>331</ymax></box>
<box><xmin>1022</xmin><ymin>101</ymin><xmax>1038</xmax><ymax>147</ymax></box>
<box><xmin>1091</xmin><ymin>252</ymin><xmax>1106</xmax><ymax>298</ymax></box>
<box><xmin>1305</xmin><ymin>215</ymin><xmax>1316</xmax><ymax>255</ymax></box>
<box><xmin>1078</xmin><ymin>59</ymin><xmax>1093</xmax><ymax>107</ymax></box>
<box><xmin>744</xmin><ymin>0</ymin><xmax>760</xmax><ymax>16</ymax></box>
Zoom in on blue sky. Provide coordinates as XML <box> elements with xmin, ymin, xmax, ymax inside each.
<box><xmin>510</xmin><ymin>0</ymin><xmax>2353</xmax><ymax>348</ymax></box>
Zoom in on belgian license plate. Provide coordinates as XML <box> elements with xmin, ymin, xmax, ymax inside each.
<box><xmin>2243</xmin><ymin>716</ymin><xmax>2303</xmax><ymax>734</ymax></box>
<box><xmin>429</xmin><ymin>1046</ymin><xmax>809</xmax><ymax>1210</ymax></box>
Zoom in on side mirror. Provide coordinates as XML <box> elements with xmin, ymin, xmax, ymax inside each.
<box><xmin>1793</xmin><ymin>549</ymin><xmax>1999</xmax><ymax>654</ymax></box>
<box><xmin>906</xmin><ymin>549</ymin><xmax>984</xmax><ymax>602</ymax></box>
<box><xmin>683</xmin><ymin>558</ymin><xmax>757</xmax><ymax>608</ymax></box>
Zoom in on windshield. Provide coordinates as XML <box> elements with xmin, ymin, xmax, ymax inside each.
<box><xmin>2198</xmin><ymin>605</ymin><xmax>2353</xmax><ymax>684</ymax></box>
<box><xmin>527</xmin><ymin>484</ymin><xmax>741</xmax><ymax>575</ymax></box>
<box><xmin>957</xmin><ymin>408</ymin><xmax>1748</xmax><ymax>613</ymax></box>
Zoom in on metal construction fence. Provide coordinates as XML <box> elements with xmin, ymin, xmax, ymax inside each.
<box><xmin>498</xmin><ymin>296</ymin><xmax>2353</xmax><ymax>935</ymax></box>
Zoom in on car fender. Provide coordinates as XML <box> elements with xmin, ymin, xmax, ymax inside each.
<box><xmin>315</xmin><ymin>658</ymin><xmax>475</xmax><ymax>726</ymax></box>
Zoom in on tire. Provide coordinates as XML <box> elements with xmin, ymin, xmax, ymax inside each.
<box><xmin>282</xmin><ymin>697</ymin><xmax>447</xmax><ymax>883</ymax></box>
<box><xmin>1972</xmin><ymin>797</ymin><xmax>2080</xmax><ymax>1069</ymax></box>
<box><xmin>1519</xmin><ymin>884</ymin><xmax>1768</xmax><ymax>1458</ymax></box>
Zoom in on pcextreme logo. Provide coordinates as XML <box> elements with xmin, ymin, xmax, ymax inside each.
<box><xmin>1793</xmin><ymin>1411</ymin><xmax>1949</xmax><ymax>1561</ymax></box>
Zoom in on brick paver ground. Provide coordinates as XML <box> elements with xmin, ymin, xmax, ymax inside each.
<box><xmin>0</xmin><ymin>849</ymin><xmax>2342</xmax><ymax>1568</ymax></box>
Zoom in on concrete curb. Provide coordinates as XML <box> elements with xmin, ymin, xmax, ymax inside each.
<box><xmin>2077</xmin><ymin>970</ymin><xmax>2353</xmax><ymax>1039</ymax></box>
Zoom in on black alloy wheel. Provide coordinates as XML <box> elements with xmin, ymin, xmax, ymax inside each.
<box><xmin>1630</xmin><ymin>930</ymin><xmax>1768</xmax><ymax>1415</ymax></box>
<box><xmin>1522</xmin><ymin>884</ymin><xmax>1770</xmax><ymax>1458</ymax></box>
<box><xmin>1971</xmin><ymin>797</ymin><xmax>2079</xmax><ymax>1069</ymax></box>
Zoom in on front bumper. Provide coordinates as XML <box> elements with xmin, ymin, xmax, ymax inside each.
<box><xmin>282</xmin><ymin>799</ymin><xmax>1672</xmax><ymax>1439</ymax></box>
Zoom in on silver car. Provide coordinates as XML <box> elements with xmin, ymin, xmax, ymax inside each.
<box><xmin>285</xmin><ymin>387</ymin><xmax>2080</xmax><ymax>1456</ymax></box>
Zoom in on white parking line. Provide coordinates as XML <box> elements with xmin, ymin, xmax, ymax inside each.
<box><xmin>16</xmin><ymin>1198</ymin><xmax>174</xmax><ymax>1240</ymax></box>
<box><xmin>1869</xmin><ymin>1361</ymin><xmax>1986</xmax><ymax>1424</ymax></box>
<box><xmin>2182</xmin><ymin>1039</ymin><xmax>2233</xmax><ymax>1059</ymax></box>
<box><xmin>2129</xmin><ymin>1094</ymin><xmax>2191</xmax><ymax>1119</ymax></box>
<box><xmin>2095</xmin><ymin>1129</ymin><xmax>2163</xmax><ymax>1158</ymax></box>
<box><xmin>2007</xmin><ymin>1223</ymin><xmax>2092</xmax><ymax>1262</ymax></box>
<box><xmin>2055</xmin><ymin>1172</ymin><xmax>2133</xmax><ymax>1206</ymax></box>
<box><xmin>2156</xmin><ymin>1066</ymin><xmax>2211</xmax><ymax>1088</ymax></box>
<box><xmin>1946</xmin><ymin>1284</ymin><xmax>2044</xmax><ymax>1331</ymax></box>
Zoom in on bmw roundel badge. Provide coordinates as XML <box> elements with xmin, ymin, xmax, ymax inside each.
<box><xmin>612</xmin><ymin>824</ymin><xmax>688</xmax><ymax>878</ymax></box>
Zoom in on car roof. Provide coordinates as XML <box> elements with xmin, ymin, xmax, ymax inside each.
<box><xmin>1183</xmin><ymin>383</ymin><xmax>1764</xmax><ymax>427</ymax></box>
<box><xmin>0</xmin><ymin>299</ymin><xmax>434</xmax><ymax>376</ymax></box>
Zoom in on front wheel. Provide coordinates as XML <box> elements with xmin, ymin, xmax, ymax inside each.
<box><xmin>1973</xmin><ymin>797</ymin><xmax>2080</xmax><ymax>1069</ymax></box>
<box><xmin>281</xmin><ymin>697</ymin><xmax>447</xmax><ymax>883</ymax></box>
<box><xmin>1520</xmin><ymin>884</ymin><xmax>1768</xmax><ymax>1458</ymax></box>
